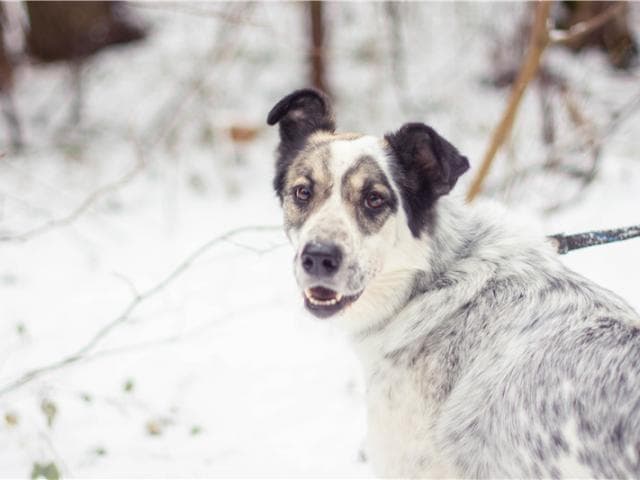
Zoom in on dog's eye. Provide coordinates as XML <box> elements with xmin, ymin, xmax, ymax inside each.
<box><xmin>365</xmin><ymin>192</ymin><xmax>385</xmax><ymax>210</ymax></box>
<box><xmin>295</xmin><ymin>185</ymin><xmax>312</xmax><ymax>202</ymax></box>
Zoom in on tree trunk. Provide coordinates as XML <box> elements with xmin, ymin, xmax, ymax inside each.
<box><xmin>308</xmin><ymin>1</ymin><xmax>329</xmax><ymax>94</ymax></box>
<box><xmin>0</xmin><ymin>4</ymin><xmax>22</xmax><ymax>149</ymax></box>
<box><xmin>25</xmin><ymin>1</ymin><xmax>146</xmax><ymax>62</ymax></box>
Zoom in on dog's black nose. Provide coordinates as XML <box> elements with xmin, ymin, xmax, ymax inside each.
<box><xmin>301</xmin><ymin>242</ymin><xmax>342</xmax><ymax>277</ymax></box>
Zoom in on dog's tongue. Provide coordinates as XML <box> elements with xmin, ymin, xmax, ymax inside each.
<box><xmin>309</xmin><ymin>286</ymin><xmax>337</xmax><ymax>300</ymax></box>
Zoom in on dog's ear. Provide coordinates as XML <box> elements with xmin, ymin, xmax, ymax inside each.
<box><xmin>268</xmin><ymin>88</ymin><xmax>335</xmax><ymax>200</ymax></box>
<box><xmin>385</xmin><ymin>123</ymin><xmax>470</xmax><ymax>236</ymax></box>
<box><xmin>267</xmin><ymin>88</ymin><xmax>335</xmax><ymax>145</ymax></box>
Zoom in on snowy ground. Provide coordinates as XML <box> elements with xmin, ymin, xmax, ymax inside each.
<box><xmin>1</xmin><ymin>2</ymin><xmax>639</xmax><ymax>477</ymax></box>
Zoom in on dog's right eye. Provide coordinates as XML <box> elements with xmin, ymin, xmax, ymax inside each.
<box><xmin>295</xmin><ymin>185</ymin><xmax>312</xmax><ymax>202</ymax></box>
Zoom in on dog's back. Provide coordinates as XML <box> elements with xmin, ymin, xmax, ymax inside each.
<box><xmin>362</xmin><ymin>200</ymin><xmax>640</xmax><ymax>478</ymax></box>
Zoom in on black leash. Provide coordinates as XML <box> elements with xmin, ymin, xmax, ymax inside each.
<box><xmin>548</xmin><ymin>225</ymin><xmax>640</xmax><ymax>255</ymax></box>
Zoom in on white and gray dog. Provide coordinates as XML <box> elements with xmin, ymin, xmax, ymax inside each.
<box><xmin>267</xmin><ymin>88</ymin><xmax>640</xmax><ymax>478</ymax></box>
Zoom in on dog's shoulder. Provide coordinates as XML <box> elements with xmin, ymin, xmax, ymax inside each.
<box><xmin>366</xmin><ymin>198</ymin><xmax>640</xmax><ymax>478</ymax></box>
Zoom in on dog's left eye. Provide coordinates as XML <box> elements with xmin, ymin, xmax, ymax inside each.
<box><xmin>295</xmin><ymin>185</ymin><xmax>312</xmax><ymax>202</ymax></box>
<box><xmin>365</xmin><ymin>192</ymin><xmax>385</xmax><ymax>210</ymax></box>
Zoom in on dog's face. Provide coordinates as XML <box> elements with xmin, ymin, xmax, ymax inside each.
<box><xmin>268</xmin><ymin>89</ymin><xmax>469</xmax><ymax>320</ymax></box>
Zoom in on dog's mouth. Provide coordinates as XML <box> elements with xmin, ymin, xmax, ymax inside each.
<box><xmin>303</xmin><ymin>286</ymin><xmax>361</xmax><ymax>318</ymax></box>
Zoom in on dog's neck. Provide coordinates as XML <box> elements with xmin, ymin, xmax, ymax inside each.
<box><xmin>339</xmin><ymin>196</ymin><xmax>558</xmax><ymax>370</ymax></box>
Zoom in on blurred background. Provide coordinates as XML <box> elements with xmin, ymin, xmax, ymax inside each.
<box><xmin>0</xmin><ymin>1</ymin><xmax>639</xmax><ymax>477</ymax></box>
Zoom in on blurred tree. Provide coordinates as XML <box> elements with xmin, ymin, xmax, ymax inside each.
<box><xmin>0</xmin><ymin>3</ymin><xmax>22</xmax><ymax>150</ymax></box>
<box><xmin>25</xmin><ymin>1</ymin><xmax>146</xmax><ymax>124</ymax></box>
<box><xmin>308</xmin><ymin>1</ymin><xmax>329</xmax><ymax>94</ymax></box>
<box><xmin>25</xmin><ymin>1</ymin><xmax>145</xmax><ymax>61</ymax></box>
<box><xmin>0</xmin><ymin>5</ymin><xmax>10</xmax><ymax>89</ymax></box>
<box><xmin>468</xmin><ymin>1</ymin><xmax>633</xmax><ymax>203</ymax></box>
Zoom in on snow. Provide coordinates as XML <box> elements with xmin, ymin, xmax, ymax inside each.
<box><xmin>0</xmin><ymin>2</ymin><xmax>639</xmax><ymax>477</ymax></box>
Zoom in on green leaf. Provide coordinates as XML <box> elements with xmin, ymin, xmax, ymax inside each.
<box><xmin>30</xmin><ymin>463</ymin><xmax>42</xmax><ymax>480</ymax></box>
<box><xmin>42</xmin><ymin>463</ymin><xmax>60</xmax><ymax>480</ymax></box>
<box><xmin>123</xmin><ymin>378</ymin><xmax>135</xmax><ymax>393</ymax></box>
<box><xmin>30</xmin><ymin>462</ymin><xmax>60</xmax><ymax>480</ymax></box>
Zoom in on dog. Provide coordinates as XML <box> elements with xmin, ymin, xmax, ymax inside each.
<box><xmin>267</xmin><ymin>88</ymin><xmax>640</xmax><ymax>478</ymax></box>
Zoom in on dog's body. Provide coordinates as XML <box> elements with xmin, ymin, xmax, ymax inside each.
<box><xmin>267</xmin><ymin>89</ymin><xmax>640</xmax><ymax>478</ymax></box>
<box><xmin>354</xmin><ymin>197</ymin><xmax>640</xmax><ymax>478</ymax></box>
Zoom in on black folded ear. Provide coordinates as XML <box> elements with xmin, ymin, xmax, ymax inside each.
<box><xmin>267</xmin><ymin>88</ymin><xmax>335</xmax><ymax>145</ymax></box>
<box><xmin>267</xmin><ymin>88</ymin><xmax>336</xmax><ymax>199</ymax></box>
<box><xmin>385</xmin><ymin>123</ymin><xmax>470</xmax><ymax>237</ymax></box>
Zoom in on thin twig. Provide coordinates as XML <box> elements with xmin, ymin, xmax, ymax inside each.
<box><xmin>0</xmin><ymin>144</ymin><xmax>147</xmax><ymax>243</ymax></box>
<box><xmin>0</xmin><ymin>224</ymin><xmax>283</xmax><ymax>397</ymax></box>
<box><xmin>78</xmin><ymin>297</ymin><xmax>282</xmax><ymax>365</ymax></box>
<box><xmin>548</xmin><ymin>2</ymin><xmax>626</xmax><ymax>46</ymax></box>
<box><xmin>38</xmin><ymin>430</ymin><xmax>72</xmax><ymax>478</ymax></box>
<box><xmin>130</xmin><ymin>1</ymin><xmax>269</xmax><ymax>30</ymax></box>
<box><xmin>602</xmin><ymin>88</ymin><xmax>640</xmax><ymax>139</ymax></box>
<box><xmin>111</xmin><ymin>272</ymin><xmax>141</xmax><ymax>299</ymax></box>
<box><xmin>143</xmin><ymin>3</ymin><xmax>253</xmax><ymax>146</ymax></box>
<box><xmin>493</xmin><ymin>86</ymin><xmax>640</xmax><ymax>212</ymax></box>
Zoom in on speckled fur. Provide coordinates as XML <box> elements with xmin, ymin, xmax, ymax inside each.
<box><xmin>353</xmin><ymin>197</ymin><xmax>640</xmax><ymax>478</ymax></box>
<box><xmin>268</xmin><ymin>89</ymin><xmax>640</xmax><ymax>478</ymax></box>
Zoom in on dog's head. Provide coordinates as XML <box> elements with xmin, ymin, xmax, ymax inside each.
<box><xmin>268</xmin><ymin>89</ymin><xmax>469</xmax><ymax>321</ymax></box>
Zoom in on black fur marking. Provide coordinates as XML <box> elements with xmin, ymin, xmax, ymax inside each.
<box><xmin>267</xmin><ymin>89</ymin><xmax>335</xmax><ymax>200</ymax></box>
<box><xmin>341</xmin><ymin>155</ymin><xmax>399</xmax><ymax>235</ymax></box>
<box><xmin>385</xmin><ymin>123</ymin><xmax>470</xmax><ymax>237</ymax></box>
<box><xmin>551</xmin><ymin>432</ymin><xmax>570</xmax><ymax>454</ymax></box>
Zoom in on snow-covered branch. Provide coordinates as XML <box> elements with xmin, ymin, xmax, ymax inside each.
<box><xmin>0</xmin><ymin>146</ymin><xmax>148</xmax><ymax>243</ymax></box>
<box><xmin>0</xmin><ymin>224</ymin><xmax>283</xmax><ymax>397</ymax></box>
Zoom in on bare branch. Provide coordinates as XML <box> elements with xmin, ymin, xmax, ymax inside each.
<box><xmin>0</xmin><ymin>144</ymin><xmax>147</xmax><ymax>243</ymax></box>
<box><xmin>493</xmin><ymin>86</ymin><xmax>640</xmax><ymax>211</ymax></box>
<box><xmin>111</xmin><ymin>272</ymin><xmax>141</xmax><ymax>299</ymax></box>
<box><xmin>466</xmin><ymin>2</ymin><xmax>552</xmax><ymax>202</ymax></box>
<box><xmin>77</xmin><ymin>297</ymin><xmax>282</xmax><ymax>366</ymax></box>
<box><xmin>548</xmin><ymin>2</ymin><xmax>626</xmax><ymax>46</ymax></box>
<box><xmin>0</xmin><ymin>224</ymin><xmax>283</xmax><ymax>397</ymax></box>
<box><xmin>602</xmin><ymin>88</ymin><xmax>640</xmax><ymax>139</ymax></box>
<box><xmin>143</xmin><ymin>3</ymin><xmax>253</xmax><ymax>147</ymax></box>
<box><xmin>130</xmin><ymin>1</ymin><xmax>269</xmax><ymax>30</ymax></box>
<box><xmin>466</xmin><ymin>1</ymin><xmax>630</xmax><ymax>203</ymax></box>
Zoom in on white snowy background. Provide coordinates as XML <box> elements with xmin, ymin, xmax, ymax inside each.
<box><xmin>0</xmin><ymin>2</ymin><xmax>639</xmax><ymax>477</ymax></box>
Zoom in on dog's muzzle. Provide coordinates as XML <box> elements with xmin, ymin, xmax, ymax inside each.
<box><xmin>298</xmin><ymin>241</ymin><xmax>362</xmax><ymax>318</ymax></box>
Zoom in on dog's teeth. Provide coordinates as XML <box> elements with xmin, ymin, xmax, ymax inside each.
<box><xmin>305</xmin><ymin>289</ymin><xmax>340</xmax><ymax>306</ymax></box>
